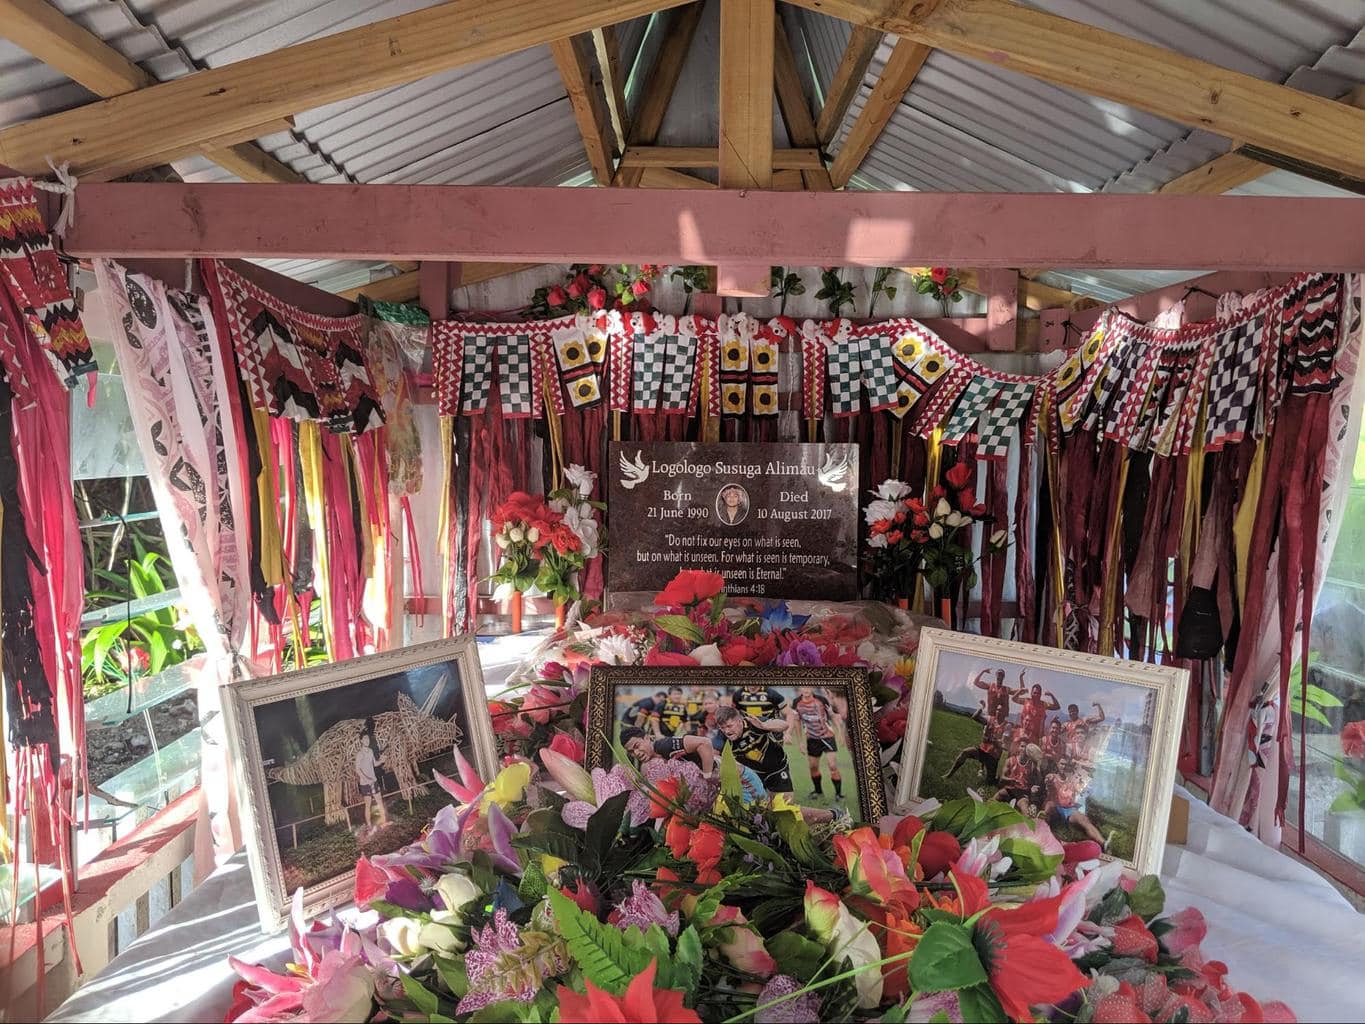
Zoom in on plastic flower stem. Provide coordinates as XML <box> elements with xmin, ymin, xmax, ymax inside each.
<box><xmin>723</xmin><ymin>946</ymin><xmax>917</xmax><ymax>1023</ymax></box>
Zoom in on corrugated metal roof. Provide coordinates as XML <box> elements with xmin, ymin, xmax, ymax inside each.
<box><xmin>2</xmin><ymin>0</ymin><xmax>1361</xmax><ymax>302</ymax></box>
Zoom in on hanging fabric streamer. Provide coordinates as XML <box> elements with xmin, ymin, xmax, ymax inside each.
<box><xmin>977</xmin><ymin>379</ymin><xmax>1036</xmax><ymax>460</ymax></box>
<box><xmin>608</xmin><ymin>311</ymin><xmax>634</xmax><ymax>415</ymax></box>
<box><xmin>210</xmin><ymin>261</ymin><xmax>384</xmax><ymax>435</ymax></box>
<box><xmin>630</xmin><ymin>312</ymin><xmax>669</xmax><ymax>414</ymax></box>
<box><xmin>660</xmin><ymin>321</ymin><xmax>697</xmax><ymax>414</ymax></box>
<box><xmin>497</xmin><ymin>332</ymin><xmax>535</xmax><ymax>418</ymax></box>
<box><xmin>854</xmin><ymin>327</ymin><xmax>901</xmax><ymax>412</ymax></box>
<box><xmin>820</xmin><ymin>318</ymin><xmax>861</xmax><ymax>416</ymax></box>
<box><xmin>530</xmin><ymin>327</ymin><xmax>563</xmax><ymax>418</ymax></box>
<box><xmin>719</xmin><ymin>313</ymin><xmax>751</xmax><ymax>415</ymax></box>
<box><xmin>554</xmin><ymin>318</ymin><xmax>603</xmax><ymax>408</ymax></box>
<box><xmin>887</xmin><ymin>323</ymin><xmax>948</xmax><ymax>419</ymax></box>
<box><xmin>459</xmin><ymin>330</ymin><xmax>498</xmax><ymax>415</ymax></box>
<box><xmin>912</xmin><ymin>362</ymin><xmax>973</xmax><ymax>437</ymax></box>
<box><xmin>0</xmin><ymin>176</ymin><xmax>96</xmax><ymax>388</ymax></box>
<box><xmin>1205</xmin><ymin>310</ymin><xmax>1271</xmax><ymax>451</ymax></box>
<box><xmin>799</xmin><ymin>319</ymin><xmax>827</xmax><ymax>423</ymax></box>
<box><xmin>941</xmin><ymin>374</ymin><xmax>1004</xmax><ymax>445</ymax></box>
<box><xmin>749</xmin><ymin>318</ymin><xmax>783</xmax><ymax>416</ymax></box>
<box><xmin>431</xmin><ymin>321</ymin><xmax>464</xmax><ymax>417</ymax></box>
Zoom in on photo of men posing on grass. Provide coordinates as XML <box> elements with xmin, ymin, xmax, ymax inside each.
<box><xmin>920</xmin><ymin>650</ymin><xmax>1158</xmax><ymax>861</ymax></box>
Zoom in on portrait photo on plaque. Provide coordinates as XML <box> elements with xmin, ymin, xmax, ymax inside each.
<box><xmin>221</xmin><ymin>637</ymin><xmax>496</xmax><ymax>930</ymax></box>
<box><xmin>896</xmin><ymin>628</ymin><xmax>1188</xmax><ymax>875</ymax></box>
<box><xmin>586</xmin><ymin>665</ymin><xmax>886</xmax><ymax>823</ymax></box>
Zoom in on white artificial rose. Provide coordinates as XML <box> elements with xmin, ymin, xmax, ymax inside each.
<box><xmin>865</xmin><ymin>499</ymin><xmax>900</xmax><ymax>525</ymax></box>
<box><xmin>526</xmin><ymin>526</ymin><xmax>540</xmax><ymax>544</ymax></box>
<box><xmin>378</xmin><ymin>917</ymin><xmax>424</xmax><ymax>957</ymax></box>
<box><xmin>990</xmin><ymin>528</ymin><xmax>1008</xmax><ymax>547</ymax></box>
<box><xmin>417</xmin><ymin>912</ymin><xmax>464</xmax><ymax>955</ymax></box>
<box><xmin>867</xmin><ymin>534</ymin><xmax>888</xmax><ymax>549</ymax></box>
<box><xmin>928</xmin><ymin>523</ymin><xmax>945</xmax><ymax>540</ymax></box>
<box><xmin>435</xmin><ymin>871</ymin><xmax>481</xmax><ymax>915</ymax></box>
<box><xmin>508</xmin><ymin>526</ymin><xmax>525</xmax><ymax>543</ymax></box>
<box><xmin>874</xmin><ymin>479</ymin><xmax>912</xmax><ymax>501</ymax></box>
<box><xmin>830</xmin><ymin>903</ymin><xmax>884</xmax><ymax>1008</ymax></box>
<box><xmin>946</xmin><ymin>511</ymin><xmax>969</xmax><ymax>529</ymax></box>
<box><xmin>596</xmin><ymin>634</ymin><xmax>638</xmax><ymax>665</ymax></box>
<box><xmin>933</xmin><ymin>498</ymin><xmax>951</xmax><ymax>520</ymax></box>
<box><xmin>691</xmin><ymin>643</ymin><xmax>724</xmax><ymax>666</ymax></box>
<box><xmin>565</xmin><ymin>463</ymin><xmax>596</xmax><ymax>496</ymax></box>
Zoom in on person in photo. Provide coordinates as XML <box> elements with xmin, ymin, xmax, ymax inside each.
<box><xmin>973</xmin><ymin>667</ymin><xmax>1023</xmax><ymax>724</ymax></box>
<box><xmin>1014</xmin><ymin>681</ymin><xmax>1062</xmax><ymax>743</ymax></box>
<box><xmin>732</xmin><ymin>683</ymin><xmax>787</xmax><ymax>721</ymax></box>
<box><xmin>714</xmin><ymin>705</ymin><xmax>794</xmax><ymax>793</ymax></box>
<box><xmin>1063</xmin><ymin>702</ymin><xmax>1106</xmax><ymax>763</ymax></box>
<box><xmin>622</xmin><ymin>690</ymin><xmax>667</xmax><ymax>735</ymax></box>
<box><xmin>946</xmin><ymin>701</ymin><xmax>1006</xmax><ymax>785</ymax></box>
<box><xmin>716</xmin><ymin>483</ymin><xmax>750</xmax><ymax>526</ymax></box>
<box><xmin>1043</xmin><ymin>756</ymin><xmax>1109</xmax><ymax>848</ymax></box>
<box><xmin>992</xmin><ymin>736</ymin><xmax>1043</xmax><ymax>811</ymax></box>
<box><xmin>354</xmin><ymin>716</ymin><xmax>390</xmax><ymax>836</ymax></box>
<box><xmin>790</xmin><ymin>685</ymin><xmax>845</xmax><ymax>800</ymax></box>
<box><xmin>621</xmin><ymin>726</ymin><xmax>717</xmax><ymax>777</ymax></box>
<box><xmin>657</xmin><ymin>686</ymin><xmax>702</xmax><ymax>737</ymax></box>
<box><xmin>1043</xmin><ymin>718</ymin><xmax>1068</xmax><ymax>764</ymax></box>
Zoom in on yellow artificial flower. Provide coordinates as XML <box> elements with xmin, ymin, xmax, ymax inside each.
<box><xmin>481</xmin><ymin>762</ymin><xmax>531</xmax><ymax>811</ymax></box>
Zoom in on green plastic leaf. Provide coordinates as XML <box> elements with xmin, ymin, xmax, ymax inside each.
<box><xmin>690</xmin><ymin>873</ymin><xmax>761</xmax><ymax>927</ymax></box>
<box><xmin>1292</xmin><ymin>702</ymin><xmax>1332</xmax><ymax>727</ymax></box>
<box><xmin>729</xmin><ymin>833</ymin><xmax>790</xmax><ymax>869</ymax></box>
<box><xmin>1127</xmin><ymin>875</ymin><xmax>1166</xmax><ymax>920</ymax></box>
<box><xmin>400</xmin><ymin>972</ymin><xmax>439</xmax><ymax>1015</ymax></box>
<box><xmin>546</xmin><ymin>887</ymin><xmax>650</xmax><ymax>995</ymax></box>
<box><xmin>654</xmin><ymin>614</ymin><xmax>703</xmax><ymax>644</ymax></box>
<box><xmin>997</xmin><ymin>838</ymin><xmax>1064</xmax><ymax>884</ymax></box>
<box><xmin>908</xmin><ymin>922</ymin><xmax>989</xmax><ymax>993</ymax></box>
<box><xmin>766</xmin><ymin>931</ymin><xmax>826</xmax><ymax>983</ymax></box>
<box><xmin>954</xmin><ymin>983</ymin><xmax>1006</xmax><ymax>1023</ymax></box>
<box><xmin>719</xmin><ymin>744</ymin><xmax>743</xmax><ymax>802</ymax></box>
<box><xmin>585</xmin><ymin>790</ymin><xmax>631</xmax><ymax>873</ymax></box>
<box><xmin>673</xmin><ymin>925</ymin><xmax>704</xmax><ymax>989</ymax></box>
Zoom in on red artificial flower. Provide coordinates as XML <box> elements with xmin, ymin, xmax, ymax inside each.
<box><xmin>956</xmin><ymin>488</ymin><xmax>977</xmax><ymax>510</ymax></box>
<box><xmin>944</xmin><ymin>462</ymin><xmax>973</xmax><ymax>490</ymax></box>
<box><xmin>561</xmin><ymin>878</ymin><xmax>600</xmax><ymax>914</ymax></box>
<box><xmin>910</xmin><ymin>529</ymin><xmax>930</xmax><ymax>545</ymax></box>
<box><xmin>721</xmin><ymin>633</ymin><xmax>778</xmax><ymax>666</ymax></box>
<box><xmin>976</xmin><ymin>893</ymin><xmax>1091</xmax><ymax>1022</ymax></box>
<box><xmin>521</xmin><ymin>683</ymin><xmax>569</xmax><ymax>725</ymax></box>
<box><xmin>654</xmin><ymin>570</ymin><xmax>726</xmax><ymax>608</ymax></box>
<box><xmin>1091</xmin><ymin>981</ymin><xmax>1151</xmax><ymax>1024</ymax></box>
<box><xmin>913</xmin><ymin>511</ymin><xmax>930</xmax><ymax>527</ymax></box>
<box><xmin>489</xmin><ymin>699</ymin><xmax>532</xmax><ymax>739</ymax></box>
<box><xmin>649</xmin><ymin>776</ymin><xmax>682</xmax><ymax>820</ymax></box>
<box><xmin>645</xmin><ymin>647</ymin><xmax>701</xmax><ymax>667</ymax></box>
<box><xmin>930</xmin><ymin>267</ymin><xmax>951</xmax><ymax>285</ymax></box>
<box><xmin>665</xmin><ymin>816</ymin><xmax>692</xmax><ymax>860</ymax></box>
<box><xmin>688</xmin><ymin>823</ymin><xmax>725</xmax><ymax>876</ymax></box>
<box><xmin>893</xmin><ymin>510</ymin><xmax>906</xmax><ymax>525</ymax></box>
<box><xmin>631</xmin><ymin>278</ymin><xmax>651</xmax><ymax>297</ymax></box>
<box><xmin>353</xmin><ymin>857</ymin><xmax>388</xmax><ymax>908</ymax></box>
<box><xmin>547</xmin><ymin>731</ymin><xmax>585</xmax><ymax>765</ymax></box>
<box><xmin>588</xmin><ymin>264</ymin><xmax>605</xmax><ymax>275</ymax></box>
<box><xmin>566</xmin><ymin>280</ymin><xmax>584</xmax><ymax>299</ymax></box>
<box><xmin>887</xmin><ymin>530</ymin><xmax>904</xmax><ymax>544</ymax></box>
<box><xmin>876</xmin><ymin>706</ymin><xmax>909</xmax><ymax>744</ymax></box>
<box><xmin>929</xmin><ymin>484</ymin><xmax>947</xmax><ymax>501</ymax></box>
<box><xmin>225</xmin><ymin>979</ymin><xmax>257</xmax><ymax>1023</ymax></box>
<box><xmin>1342</xmin><ymin>720</ymin><xmax>1365</xmax><ymax>759</ymax></box>
<box><xmin>587</xmin><ymin>287</ymin><xmax>608</xmax><ymax>310</ymax></box>
<box><xmin>558</xmin><ymin>959</ymin><xmax>701</xmax><ymax>1024</ymax></box>
<box><xmin>918</xmin><ymin>832</ymin><xmax>962</xmax><ymax>879</ymax></box>
<box><xmin>1111</xmin><ymin>913</ymin><xmax>1159</xmax><ymax>964</ymax></box>
<box><xmin>870</xmin><ymin>518</ymin><xmax>892</xmax><ymax>534</ymax></box>
<box><xmin>546</xmin><ymin>285</ymin><xmax>568</xmax><ymax>307</ymax></box>
<box><xmin>1062</xmin><ymin>840</ymin><xmax>1102</xmax><ymax>864</ymax></box>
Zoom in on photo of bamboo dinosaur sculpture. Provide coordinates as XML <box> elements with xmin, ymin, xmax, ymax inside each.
<box><xmin>266</xmin><ymin>670</ymin><xmax>465</xmax><ymax>826</ymax></box>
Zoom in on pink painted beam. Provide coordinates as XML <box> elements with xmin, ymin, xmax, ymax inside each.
<box><xmin>58</xmin><ymin>184</ymin><xmax>1365</xmax><ymax>272</ymax></box>
<box><xmin>978</xmin><ymin>268</ymin><xmax>1018</xmax><ymax>351</ymax></box>
<box><xmin>716</xmin><ymin>263</ymin><xmax>771</xmax><ymax>297</ymax></box>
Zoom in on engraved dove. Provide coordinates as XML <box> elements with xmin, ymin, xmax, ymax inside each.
<box><xmin>619</xmin><ymin>449</ymin><xmax>651</xmax><ymax>490</ymax></box>
<box><xmin>818</xmin><ymin>449</ymin><xmax>853</xmax><ymax>493</ymax></box>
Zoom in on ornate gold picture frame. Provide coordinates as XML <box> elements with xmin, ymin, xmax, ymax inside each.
<box><xmin>897</xmin><ymin>628</ymin><xmax>1189</xmax><ymax>876</ymax></box>
<box><xmin>587</xmin><ymin>665</ymin><xmax>886</xmax><ymax>823</ymax></box>
<box><xmin>221</xmin><ymin>636</ymin><xmax>496</xmax><ymax>931</ymax></box>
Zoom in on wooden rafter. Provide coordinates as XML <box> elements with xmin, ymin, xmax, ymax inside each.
<box><xmin>1159</xmin><ymin>85</ymin><xmax>1365</xmax><ymax>196</ymax></box>
<box><xmin>815</xmin><ymin>25</ymin><xmax>881</xmax><ymax>145</ymax></box>
<box><xmin>788</xmin><ymin>0</ymin><xmax>1365</xmax><ymax>183</ymax></box>
<box><xmin>772</xmin><ymin>21</ymin><xmax>834</xmax><ymax>190</ymax></box>
<box><xmin>613</xmin><ymin>2</ymin><xmax>705</xmax><ymax>188</ymax></box>
<box><xmin>549</xmin><ymin>34</ymin><xmax>617</xmax><ymax>185</ymax></box>
<box><xmin>637</xmin><ymin>167</ymin><xmax>715</xmax><ymax>189</ymax></box>
<box><xmin>0</xmin><ymin>0</ymin><xmax>301</xmax><ymax>183</ymax></box>
<box><xmin>950</xmin><ymin>268</ymin><xmax>1100</xmax><ymax>312</ymax></box>
<box><xmin>0</xmin><ymin>0</ymin><xmax>691</xmax><ymax>178</ymax></box>
<box><xmin>590</xmin><ymin>26</ymin><xmax>631</xmax><ymax>154</ymax></box>
<box><xmin>621</xmin><ymin>146</ymin><xmax>823</xmax><ymax>169</ymax></box>
<box><xmin>829</xmin><ymin>37</ymin><xmax>931</xmax><ymax>188</ymax></box>
<box><xmin>718</xmin><ymin>0</ymin><xmax>775</xmax><ymax>190</ymax></box>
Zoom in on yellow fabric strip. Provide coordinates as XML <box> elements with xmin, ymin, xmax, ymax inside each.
<box><xmin>251</xmin><ymin>404</ymin><xmax>285</xmax><ymax>587</ymax></box>
<box><xmin>1232</xmin><ymin>436</ymin><xmax>1268</xmax><ymax>608</ymax></box>
<box><xmin>1097</xmin><ymin>451</ymin><xmax>1129</xmax><ymax>656</ymax></box>
<box><xmin>438</xmin><ymin>415</ymin><xmax>455</xmax><ymax>636</ymax></box>
<box><xmin>297</xmin><ymin>421</ymin><xmax>336</xmax><ymax>659</ymax></box>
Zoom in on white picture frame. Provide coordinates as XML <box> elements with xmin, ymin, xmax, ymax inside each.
<box><xmin>222</xmin><ymin>636</ymin><xmax>495</xmax><ymax>930</ymax></box>
<box><xmin>896</xmin><ymin>628</ymin><xmax>1189</xmax><ymax>876</ymax></box>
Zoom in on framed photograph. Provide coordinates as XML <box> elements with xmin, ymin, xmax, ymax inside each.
<box><xmin>222</xmin><ymin>636</ymin><xmax>496</xmax><ymax>930</ymax></box>
<box><xmin>586</xmin><ymin>666</ymin><xmax>886</xmax><ymax>823</ymax></box>
<box><xmin>896</xmin><ymin>628</ymin><xmax>1189</xmax><ymax>875</ymax></box>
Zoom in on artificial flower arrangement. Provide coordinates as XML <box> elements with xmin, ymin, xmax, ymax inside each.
<box><xmin>910</xmin><ymin>266</ymin><xmax>965</xmax><ymax>306</ymax></box>
<box><xmin>865</xmin><ymin>464</ymin><xmax>1007</xmax><ymax>615</ymax></box>
<box><xmin>488</xmin><ymin>466</ymin><xmax>605</xmax><ymax>628</ymax></box>
<box><xmin>225</xmin><ymin>570</ymin><xmax>1295</xmax><ymax>1024</ymax></box>
<box><xmin>529</xmin><ymin>264</ymin><xmax>664</xmax><ymax>318</ymax></box>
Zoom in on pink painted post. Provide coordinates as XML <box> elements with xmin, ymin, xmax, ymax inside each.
<box><xmin>979</xmin><ymin>268</ymin><xmax>1018</xmax><ymax>351</ymax></box>
<box><xmin>419</xmin><ymin>262</ymin><xmax>456</xmax><ymax>320</ymax></box>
